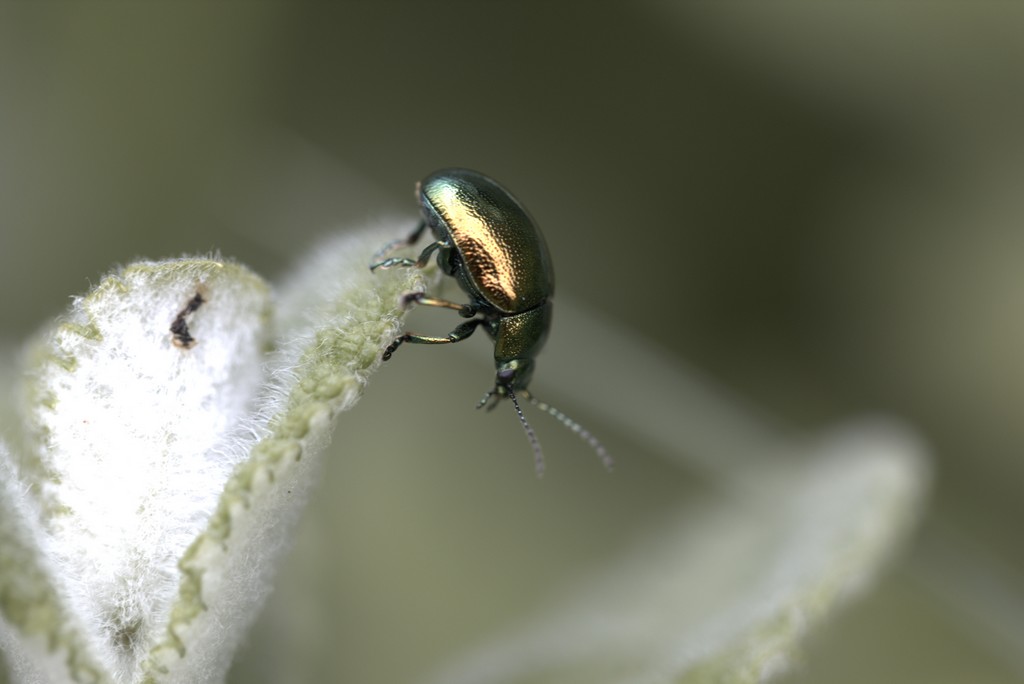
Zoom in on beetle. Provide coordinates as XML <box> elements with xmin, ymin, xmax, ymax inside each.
<box><xmin>370</xmin><ymin>168</ymin><xmax>611</xmax><ymax>476</ymax></box>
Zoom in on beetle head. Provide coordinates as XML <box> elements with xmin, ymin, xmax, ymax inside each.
<box><xmin>495</xmin><ymin>358</ymin><xmax>534</xmax><ymax>393</ymax></box>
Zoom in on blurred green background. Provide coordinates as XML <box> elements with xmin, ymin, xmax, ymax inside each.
<box><xmin>1</xmin><ymin>3</ymin><xmax>1022</xmax><ymax>683</ymax></box>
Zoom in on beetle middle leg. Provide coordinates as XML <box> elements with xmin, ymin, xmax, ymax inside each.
<box><xmin>400</xmin><ymin>292</ymin><xmax>477</xmax><ymax>318</ymax></box>
<box><xmin>382</xmin><ymin>318</ymin><xmax>485</xmax><ymax>361</ymax></box>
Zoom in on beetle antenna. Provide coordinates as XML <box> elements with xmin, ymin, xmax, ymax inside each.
<box><xmin>523</xmin><ymin>392</ymin><xmax>613</xmax><ymax>471</ymax></box>
<box><xmin>507</xmin><ymin>387</ymin><xmax>545</xmax><ymax>478</ymax></box>
<box><xmin>476</xmin><ymin>387</ymin><xmax>543</xmax><ymax>474</ymax></box>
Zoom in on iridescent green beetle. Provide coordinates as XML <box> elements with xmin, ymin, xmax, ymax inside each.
<box><xmin>371</xmin><ymin>168</ymin><xmax>611</xmax><ymax>476</ymax></box>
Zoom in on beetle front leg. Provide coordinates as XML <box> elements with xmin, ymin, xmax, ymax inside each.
<box><xmin>382</xmin><ymin>318</ymin><xmax>485</xmax><ymax>361</ymax></box>
<box><xmin>370</xmin><ymin>239</ymin><xmax>447</xmax><ymax>271</ymax></box>
<box><xmin>370</xmin><ymin>220</ymin><xmax>428</xmax><ymax>264</ymax></box>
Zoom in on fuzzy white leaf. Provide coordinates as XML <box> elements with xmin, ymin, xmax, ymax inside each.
<box><xmin>0</xmin><ymin>225</ymin><xmax>427</xmax><ymax>684</ymax></box>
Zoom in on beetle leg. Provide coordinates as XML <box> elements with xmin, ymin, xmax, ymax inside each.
<box><xmin>382</xmin><ymin>318</ymin><xmax>485</xmax><ymax>361</ymax></box>
<box><xmin>475</xmin><ymin>388</ymin><xmax>502</xmax><ymax>411</ymax></box>
<box><xmin>370</xmin><ymin>239</ymin><xmax>447</xmax><ymax>271</ymax></box>
<box><xmin>370</xmin><ymin>220</ymin><xmax>429</xmax><ymax>264</ymax></box>
<box><xmin>400</xmin><ymin>292</ymin><xmax>477</xmax><ymax>317</ymax></box>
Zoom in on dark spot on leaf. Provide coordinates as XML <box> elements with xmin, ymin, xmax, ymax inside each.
<box><xmin>171</xmin><ymin>292</ymin><xmax>206</xmax><ymax>349</ymax></box>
